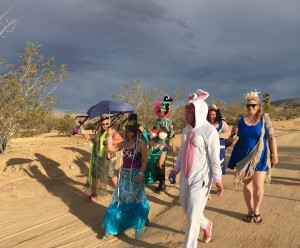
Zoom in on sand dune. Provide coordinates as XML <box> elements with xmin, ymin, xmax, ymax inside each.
<box><xmin>0</xmin><ymin>118</ymin><xmax>299</xmax><ymax>248</ymax></box>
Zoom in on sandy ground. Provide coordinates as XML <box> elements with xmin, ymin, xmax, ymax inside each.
<box><xmin>0</xmin><ymin>118</ymin><xmax>299</xmax><ymax>248</ymax></box>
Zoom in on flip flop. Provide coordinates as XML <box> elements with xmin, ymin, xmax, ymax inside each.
<box><xmin>254</xmin><ymin>214</ymin><xmax>262</xmax><ymax>223</ymax></box>
<box><xmin>242</xmin><ymin>214</ymin><xmax>254</xmax><ymax>223</ymax></box>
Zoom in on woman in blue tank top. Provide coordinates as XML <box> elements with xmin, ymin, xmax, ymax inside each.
<box><xmin>228</xmin><ymin>90</ymin><xmax>278</xmax><ymax>223</ymax></box>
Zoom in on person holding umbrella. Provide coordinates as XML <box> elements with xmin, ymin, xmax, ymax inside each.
<box><xmin>84</xmin><ymin>117</ymin><xmax>123</xmax><ymax>201</ymax></box>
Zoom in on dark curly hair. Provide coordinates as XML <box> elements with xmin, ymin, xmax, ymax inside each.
<box><xmin>207</xmin><ymin>107</ymin><xmax>223</xmax><ymax>123</ymax></box>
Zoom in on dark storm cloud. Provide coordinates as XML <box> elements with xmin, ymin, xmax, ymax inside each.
<box><xmin>1</xmin><ymin>0</ymin><xmax>300</xmax><ymax>112</ymax></box>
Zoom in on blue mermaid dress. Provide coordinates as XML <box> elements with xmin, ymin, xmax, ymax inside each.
<box><xmin>102</xmin><ymin>146</ymin><xmax>150</xmax><ymax>237</ymax></box>
<box><xmin>228</xmin><ymin>116</ymin><xmax>268</xmax><ymax>172</ymax></box>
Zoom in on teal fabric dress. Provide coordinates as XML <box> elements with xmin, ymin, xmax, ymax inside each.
<box><xmin>102</xmin><ymin>146</ymin><xmax>150</xmax><ymax>237</ymax></box>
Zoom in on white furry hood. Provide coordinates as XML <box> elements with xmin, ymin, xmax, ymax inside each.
<box><xmin>186</xmin><ymin>89</ymin><xmax>209</xmax><ymax>128</ymax></box>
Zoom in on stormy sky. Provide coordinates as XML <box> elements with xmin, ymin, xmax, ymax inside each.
<box><xmin>1</xmin><ymin>0</ymin><xmax>300</xmax><ymax>113</ymax></box>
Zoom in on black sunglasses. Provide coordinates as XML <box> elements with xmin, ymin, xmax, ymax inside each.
<box><xmin>101</xmin><ymin>122</ymin><xmax>110</xmax><ymax>126</ymax></box>
<box><xmin>246</xmin><ymin>104</ymin><xmax>258</xmax><ymax>108</ymax></box>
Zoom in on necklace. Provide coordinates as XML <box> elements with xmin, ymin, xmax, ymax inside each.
<box><xmin>122</xmin><ymin>142</ymin><xmax>137</xmax><ymax>160</ymax></box>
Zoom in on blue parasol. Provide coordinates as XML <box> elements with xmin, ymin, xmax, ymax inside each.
<box><xmin>86</xmin><ymin>100</ymin><xmax>135</xmax><ymax>119</ymax></box>
<box><xmin>72</xmin><ymin>100</ymin><xmax>134</xmax><ymax>135</ymax></box>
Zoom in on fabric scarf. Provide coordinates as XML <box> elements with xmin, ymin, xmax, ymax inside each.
<box><xmin>97</xmin><ymin>131</ymin><xmax>107</xmax><ymax>158</ymax></box>
<box><xmin>85</xmin><ymin>130</ymin><xmax>107</xmax><ymax>187</ymax></box>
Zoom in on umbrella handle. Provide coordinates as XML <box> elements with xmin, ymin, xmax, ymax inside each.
<box><xmin>72</xmin><ymin>116</ymin><xmax>89</xmax><ymax>135</ymax></box>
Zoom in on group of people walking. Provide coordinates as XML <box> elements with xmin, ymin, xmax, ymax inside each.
<box><xmin>84</xmin><ymin>89</ymin><xmax>278</xmax><ymax>248</ymax></box>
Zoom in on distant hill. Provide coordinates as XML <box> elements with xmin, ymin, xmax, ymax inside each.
<box><xmin>271</xmin><ymin>97</ymin><xmax>300</xmax><ymax>107</ymax></box>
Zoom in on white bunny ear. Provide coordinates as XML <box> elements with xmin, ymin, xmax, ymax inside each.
<box><xmin>188</xmin><ymin>93</ymin><xmax>197</xmax><ymax>101</ymax></box>
<box><xmin>196</xmin><ymin>89</ymin><xmax>209</xmax><ymax>100</ymax></box>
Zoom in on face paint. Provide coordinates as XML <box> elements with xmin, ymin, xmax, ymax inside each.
<box><xmin>159</xmin><ymin>107</ymin><xmax>166</xmax><ymax>114</ymax></box>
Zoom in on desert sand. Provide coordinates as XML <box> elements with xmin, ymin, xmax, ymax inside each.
<box><xmin>0</xmin><ymin>118</ymin><xmax>299</xmax><ymax>248</ymax></box>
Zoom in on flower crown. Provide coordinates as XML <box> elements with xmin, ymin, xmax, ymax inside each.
<box><xmin>209</xmin><ymin>104</ymin><xmax>218</xmax><ymax>110</ymax></box>
<box><xmin>244</xmin><ymin>89</ymin><xmax>261</xmax><ymax>102</ymax></box>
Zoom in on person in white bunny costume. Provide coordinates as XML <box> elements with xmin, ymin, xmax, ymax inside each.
<box><xmin>170</xmin><ymin>89</ymin><xmax>224</xmax><ymax>248</ymax></box>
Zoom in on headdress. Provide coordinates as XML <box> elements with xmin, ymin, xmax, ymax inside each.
<box><xmin>244</xmin><ymin>90</ymin><xmax>261</xmax><ymax>103</ymax></box>
<box><xmin>154</xmin><ymin>95</ymin><xmax>173</xmax><ymax>118</ymax></box>
<box><xmin>125</xmin><ymin>113</ymin><xmax>138</xmax><ymax>133</ymax></box>
<box><xmin>209</xmin><ymin>104</ymin><xmax>218</xmax><ymax>110</ymax></box>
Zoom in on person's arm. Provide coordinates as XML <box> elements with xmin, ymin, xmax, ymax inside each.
<box><xmin>140</xmin><ymin>129</ymin><xmax>149</xmax><ymax>146</ymax></box>
<box><xmin>169</xmin><ymin>121</ymin><xmax>176</xmax><ymax>139</ymax></box>
<box><xmin>84</xmin><ymin>133</ymin><xmax>97</xmax><ymax>144</ymax></box>
<box><xmin>111</xmin><ymin>129</ymin><xmax>123</xmax><ymax>145</ymax></box>
<box><xmin>136</xmin><ymin>141</ymin><xmax>148</xmax><ymax>182</ymax></box>
<box><xmin>170</xmin><ymin>130</ymin><xmax>186</xmax><ymax>175</ymax></box>
<box><xmin>264</xmin><ymin>114</ymin><xmax>279</xmax><ymax>166</ymax></box>
<box><xmin>208</xmin><ymin>129</ymin><xmax>224</xmax><ymax>196</ymax></box>
<box><xmin>269</xmin><ymin>136</ymin><xmax>278</xmax><ymax>166</ymax></box>
<box><xmin>219</xmin><ymin>120</ymin><xmax>231</xmax><ymax>139</ymax></box>
<box><xmin>227</xmin><ymin>116</ymin><xmax>241</xmax><ymax>143</ymax></box>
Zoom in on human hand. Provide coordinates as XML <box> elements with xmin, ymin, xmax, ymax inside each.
<box><xmin>136</xmin><ymin>171</ymin><xmax>144</xmax><ymax>183</ymax></box>
<box><xmin>157</xmin><ymin>164</ymin><xmax>163</xmax><ymax>170</ymax></box>
<box><xmin>107</xmin><ymin>128</ymin><xmax>114</xmax><ymax>136</ymax></box>
<box><xmin>169</xmin><ymin>123</ymin><xmax>173</xmax><ymax>130</ymax></box>
<box><xmin>167</xmin><ymin>169</ymin><xmax>178</xmax><ymax>177</ymax></box>
<box><xmin>138</xmin><ymin>125</ymin><xmax>144</xmax><ymax>132</ymax></box>
<box><xmin>271</xmin><ymin>155</ymin><xmax>279</xmax><ymax>168</ymax></box>
<box><xmin>227</xmin><ymin>134</ymin><xmax>238</xmax><ymax>143</ymax></box>
<box><xmin>215</xmin><ymin>181</ymin><xmax>224</xmax><ymax>196</ymax></box>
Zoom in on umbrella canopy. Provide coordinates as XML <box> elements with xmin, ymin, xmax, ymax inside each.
<box><xmin>86</xmin><ymin>100</ymin><xmax>135</xmax><ymax>119</ymax></box>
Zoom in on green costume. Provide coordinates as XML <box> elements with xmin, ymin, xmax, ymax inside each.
<box><xmin>145</xmin><ymin>117</ymin><xmax>175</xmax><ymax>185</ymax></box>
<box><xmin>86</xmin><ymin>131</ymin><xmax>116</xmax><ymax>189</ymax></box>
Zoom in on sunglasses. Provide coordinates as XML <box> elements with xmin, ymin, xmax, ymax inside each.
<box><xmin>101</xmin><ymin>122</ymin><xmax>110</xmax><ymax>126</ymax></box>
<box><xmin>246</xmin><ymin>104</ymin><xmax>258</xmax><ymax>108</ymax></box>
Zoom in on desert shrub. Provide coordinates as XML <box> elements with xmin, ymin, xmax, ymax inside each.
<box><xmin>221</xmin><ymin>102</ymin><xmax>245</xmax><ymax>125</ymax></box>
<box><xmin>54</xmin><ymin>113</ymin><xmax>77</xmax><ymax>135</ymax></box>
<box><xmin>19</xmin><ymin>130</ymin><xmax>39</xmax><ymax>137</ymax></box>
<box><xmin>112</xmin><ymin>78</ymin><xmax>187</xmax><ymax>132</ymax></box>
<box><xmin>0</xmin><ymin>42</ymin><xmax>69</xmax><ymax>154</ymax></box>
<box><xmin>37</xmin><ymin>111</ymin><xmax>57</xmax><ymax>133</ymax></box>
<box><xmin>268</xmin><ymin>105</ymin><xmax>299</xmax><ymax>120</ymax></box>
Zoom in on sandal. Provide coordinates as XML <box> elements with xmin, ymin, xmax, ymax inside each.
<box><xmin>102</xmin><ymin>233</ymin><xmax>113</xmax><ymax>240</ymax></box>
<box><xmin>87</xmin><ymin>193</ymin><xmax>97</xmax><ymax>202</ymax></box>
<box><xmin>242</xmin><ymin>214</ymin><xmax>254</xmax><ymax>223</ymax></box>
<box><xmin>254</xmin><ymin>214</ymin><xmax>262</xmax><ymax>223</ymax></box>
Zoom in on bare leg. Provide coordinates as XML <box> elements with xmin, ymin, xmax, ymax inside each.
<box><xmin>158</xmin><ymin>151</ymin><xmax>166</xmax><ymax>167</ymax></box>
<box><xmin>243</xmin><ymin>177</ymin><xmax>254</xmax><ymax>215</ymax></box>
<box><xmin>92</xmin><ymin>178</ymin><xmax>99</xmax><ymax>195</ymax></box>
<box><xmin>154</xmin><ymin>151</ymin><xmax>167</xmax><ymax>192</ymax></box>
<box><xmin>253</xmin><ymin>171</ymin><xmax>266</xmax><ymax>218</ymax></box>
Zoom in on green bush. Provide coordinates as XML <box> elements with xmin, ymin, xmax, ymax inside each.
<box><xmin>53</xmin><ymin>113</ymin><xmax>77</xmax><ymax>135</ymax></box>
